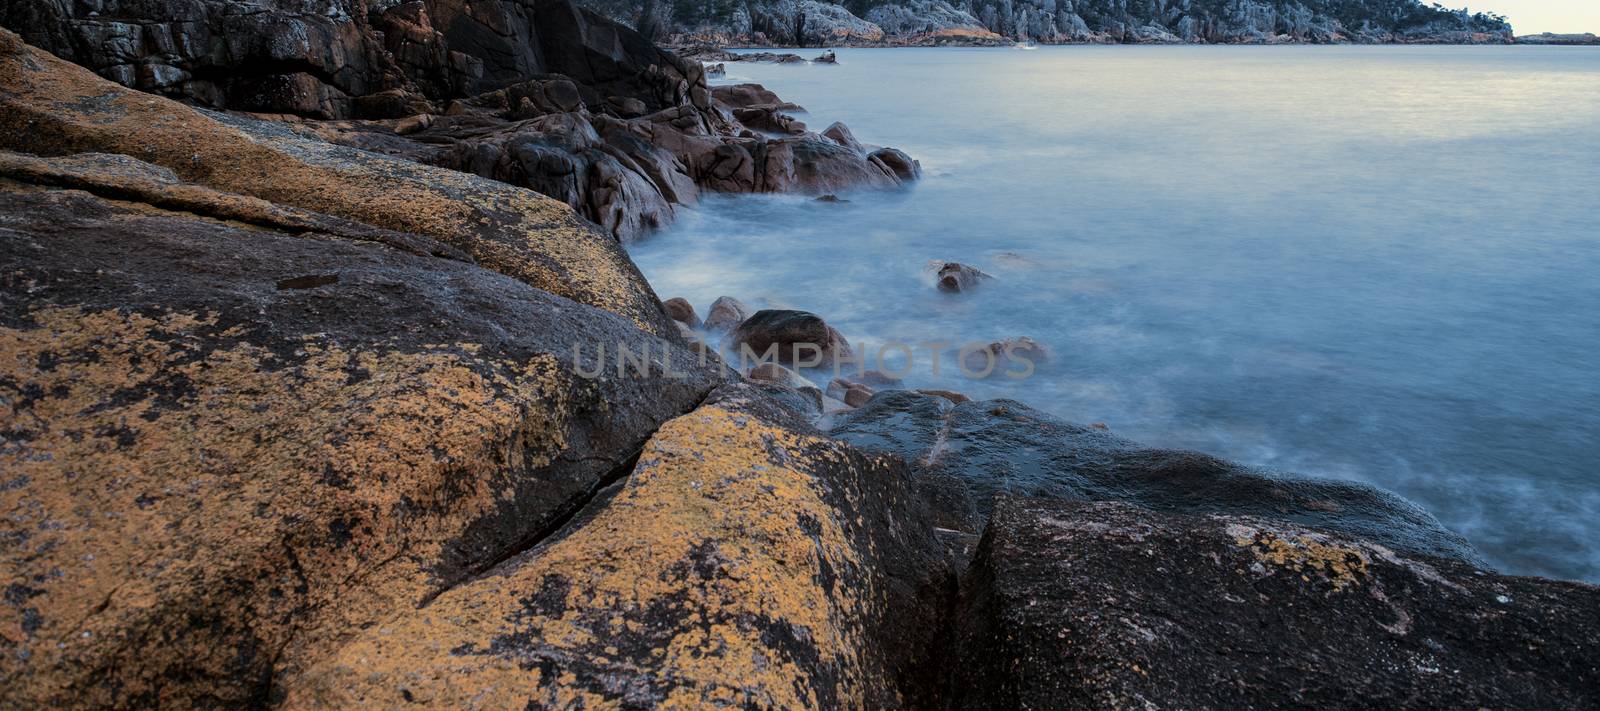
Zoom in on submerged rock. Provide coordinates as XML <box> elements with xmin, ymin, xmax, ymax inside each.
<box><xmin>831</xmin><ymin>391</ymin><xmax>1484</xmax><ymax>563</ymax></box>
<box><xmin>935</xmin><ymin>261</ymin><xmax>992</xmax><ymax>292</ymax></box>
<box><xmin>946</xmin><ymin>498</ymin><xmax>1600</xmax><ymax>708</ymax></box>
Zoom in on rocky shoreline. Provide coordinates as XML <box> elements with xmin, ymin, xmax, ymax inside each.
<box><xmin>606</xmin><ymin>0</ymin><xmax>1517</xmax><ymax>47</ymax></box>
<box><xmin>2</xmin><ymin>1</ymin><xmax>1599</xmax><ymax>708</ymax></box>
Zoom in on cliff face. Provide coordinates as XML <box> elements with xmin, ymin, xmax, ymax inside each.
<box><xmin>587</xmin><ymin>0</ymin><xmax>1512</xmax><ymax>45</ymax></box>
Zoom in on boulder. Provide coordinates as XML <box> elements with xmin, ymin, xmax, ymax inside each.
<box><xmin>724</xmin><ymin>309</ymin><xmax>854</xmax><ymax>367</ymax></box>
<box><xmin>946</xmin><ymin>498</ymin><xmax>1600</xmax><ymax>708</ymax></box>
<box><xmin>935</xmin><ymin>261</ymin><xmax>991</xmax><ymax>292</ymax></box>
<box><xmin>0</xmin><ymin>151</ymin><xmax>727</xmax><ymax>707</ymax></box>
<box><xmin>814</xmin><ymin>50</ymin><xmax>839</xmax><ymax>63</ymax></box>
<box><xmin>845</xmin><ymin>383</ymin><xmax>877</xmax><ymax>407</ymax></box>
<box><xmin>663</xmin><ymin>296</ymin><xmax>701</xmax><ymax>327</ymax></box>
<box><xmin>711</xmin><ymin>82</ymin><xmax>805</xmax><ymax>112</ymax></box>
<box><xmin>869</xmin><ymin>146</ymin><xmax>922</xmax><ymax>182</ymax></box>
<box><xmin>831</xmin><ymin>391</ymin><xmax>1485</xmax><ymax>563</ymax></box>
<box><xmin>0</xmin><ymin>29</ymin><xmax>681</xmax><ymax>338</ymax></box>
<box><xmin>284</xmin><ymin>384</ymin><xmax>949</xmax><ymax>708</ymax></box>
<box><xmin>704</xmin><ymin>295</ymin><xmax>752</xmax><ymax>330</ymax></box>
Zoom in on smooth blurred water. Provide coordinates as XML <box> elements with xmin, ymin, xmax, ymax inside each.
<box><xmin>629</xmin><ymin>46</ymin><xmax>1600</xmax><ymax>582</ymax></box>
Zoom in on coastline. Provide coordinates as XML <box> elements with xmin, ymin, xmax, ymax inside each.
<box><xmin>2</xmin><ymin>1</ymin><xmax>1599</xmax><ymax>706</ymax></box>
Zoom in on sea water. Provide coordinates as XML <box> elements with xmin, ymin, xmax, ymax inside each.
<box><xmin>629</xmin><ymin>45</ymin><xmax>1600</xmax><ymax>582</ymax></box>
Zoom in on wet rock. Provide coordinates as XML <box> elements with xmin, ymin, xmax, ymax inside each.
<box><xmin>917</xmin><ymin>388</ymin><xmax>971</xmax><ymax>404</ymax></box>
<box><xmin>815</xmin><ymin>193</ymin><xmax>849</xmax><ymax>203</ymax></box>
<box><xmin>844</xmin><ymin>383</ymin><xmax>877</xmax><ymax>407</ymax></box>
<box><xmin>827</xmin><ymin>377</ymin><xmax>857</xmax><ymax>401</ymax></box>
<box><xmin>287</xmin><ymin>384</ymin><xmax>949</xmax><ymax>708</ymax></box>
<box><xmin>936</xmin><ymin>261</ymin><xmax>992</xmax><ymax>292</ymax></box>
<box><xmin>748</xmin><ymin>362</ymin><xmax>824</xmax><ymax>412</ymax></box>
<box><xmin>831</xmin><ymin>391</ymin><xmax>1485</xmax><ymax>563</ymax></box>
<box><xmin>0</xmin><ymin>154</ymin><xmax>727</xmax><ymax>707</ymax></box>
<box><xmin>724</xmin><ymin>309</ymin><xmax>854</xmax><ymax>366</ymax></box>
<box><xmin>703</xmin><ymin>295</ymin><xmax>752</xmax><ymax>331</ymax></box>
<box><xmin>814</xmin><ymin>50</ymin><xmax>839</xmax><ymax>63</ymax></box>
<box><xmin>663</xmin><ymin>296</ymin><xmax>701</xmax><ymax>327</ymax></box>
<box><xmin>858</xmin><ymin>369</ymin><xmax>904</xmax><ymax>386</ymax></box>
<box><xmin>946</xmin><ymin>498</ymin><xmax>1600</xmax><ymax>708</ymax></box>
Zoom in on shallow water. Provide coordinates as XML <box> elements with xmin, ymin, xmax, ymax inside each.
<box><xmin>629</xmin><ymin>46</ymin><xmax>1600</xmax><ymax>582</ymax></box>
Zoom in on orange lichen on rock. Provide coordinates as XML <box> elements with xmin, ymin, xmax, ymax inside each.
<box><xmin>0</xmin><ymin>305</ymin><xmax>580</xmax><ymax>706</ymax></box>
<box><xmin>1227</xmin><ymin>522</ymin><xmax>1371</xmax><ymax>591</ymax></box>
<box><xmin>0</xmin><ymin>28</ymin><xmax>673</xmax><ymax>336</ymax></box>
<box><xmin>286</xmin><ymin>400</ymin><xmax>915</xmax><ymax>709</ymax></box>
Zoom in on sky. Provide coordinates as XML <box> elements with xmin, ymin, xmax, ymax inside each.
<box><xmin>1482</xmin><ymin>0</ymin><xmax>1600</xmax><ymax>34</ymax></box>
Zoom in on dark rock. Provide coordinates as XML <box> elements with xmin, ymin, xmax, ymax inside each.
<box><xmin>703</xmin><ymin>295</ymin><xmax>751</xmax><ymax>331</ymax></box>
<box><xmin>747</xmin><ymin>363</ymin><xmax>824</xmax><ymax>413</ymax></box>
<box><xmin>723</xmin><ymin>309</ymin><xmax>853</xmax><ymax>367</ymax></box>
<box><xmin>831</xmin><ymin>391</ymin><xmax>1484</xmax><ymax>563</ymax></box>
<box><xmin>858</xmin><ymin>369</ymin><xmax>903</xmax><ymax>386</ymax></box>
<box><xmin>917</xmin><ymin>388</ymin><xmax>971</xmax><ymax>404</ymax></box>
<box><xmin>947</xmin><ymin>498</ymin><xmax>1600</xmax><ymax>709</ymax></box>
<box><xmin>936</xmin><ymin>261</ymin><xmax>991</xmax><ymax>292</ymax></box>
<box><xmin>814</xmin><ymin>50</ymin><xmax>838</xmax><ymax>63</ymax></box>
<box><xmin>663</xmin><ymin>296</ymin><xmax>701</xmax><ymax>327</ymax></box>
<box><xmin>607</xmin><ymin>95</ymin><xmax>648</xmax><ymax>117</ymax></box>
